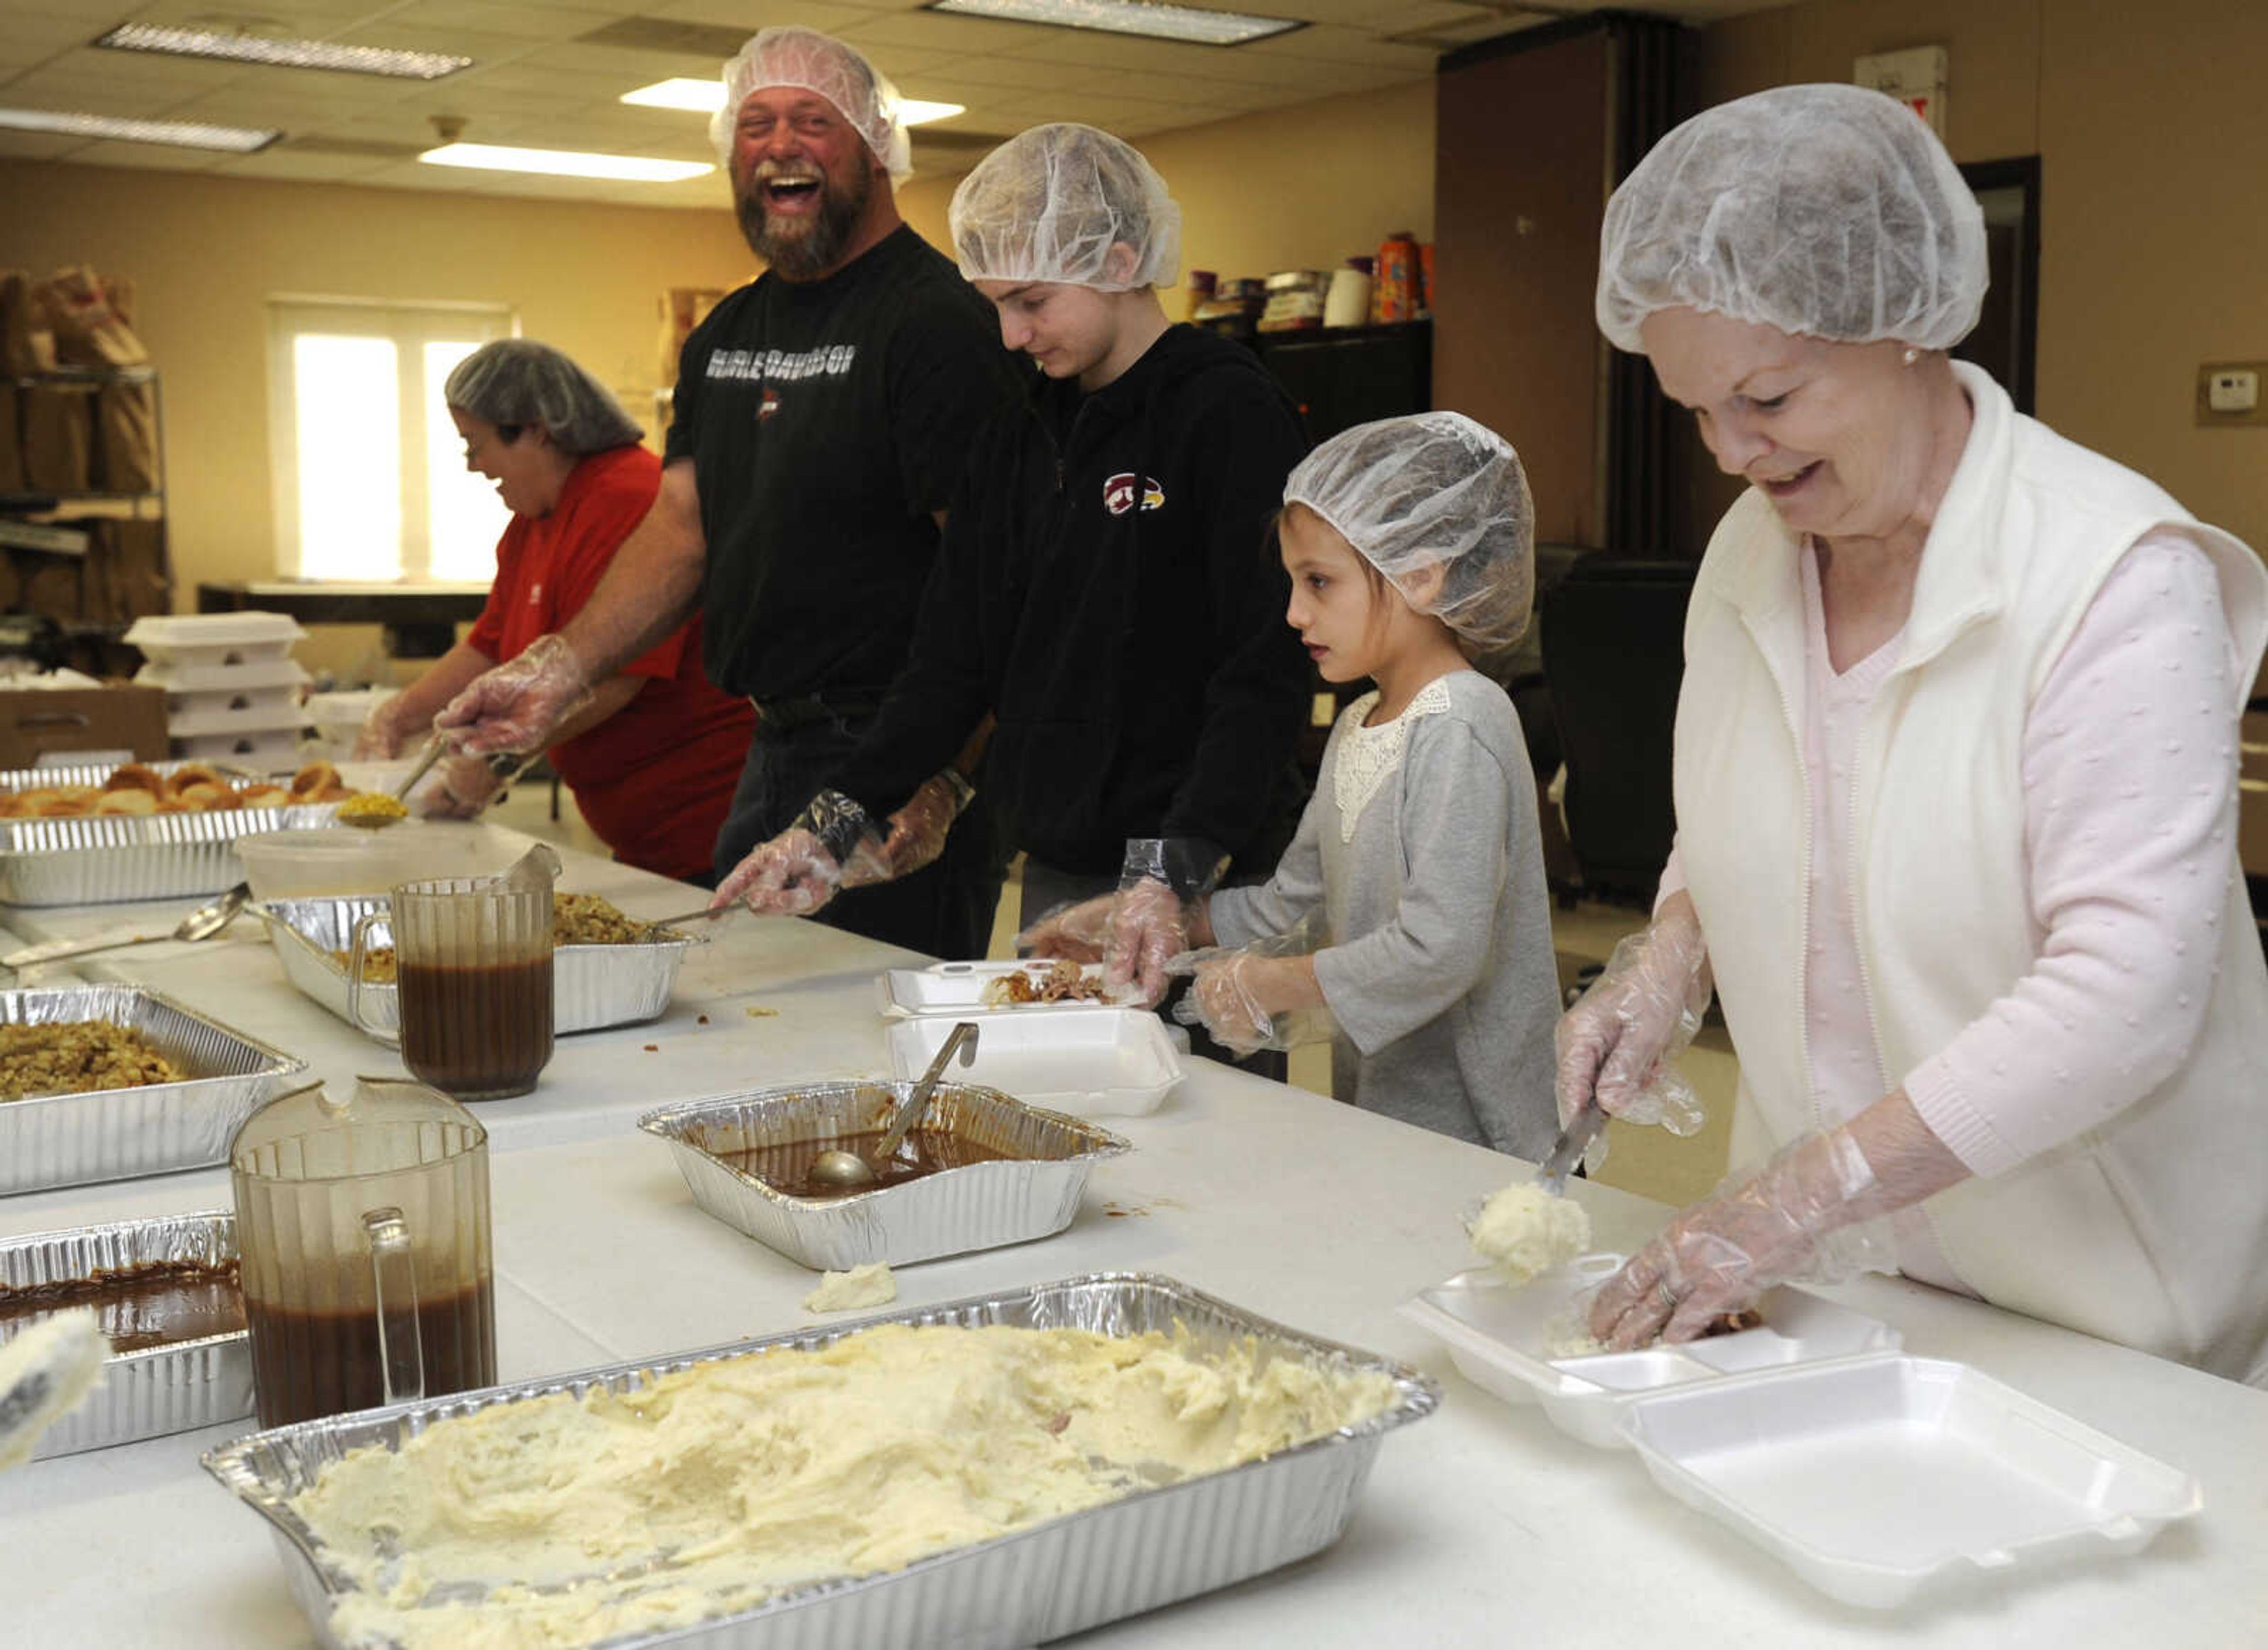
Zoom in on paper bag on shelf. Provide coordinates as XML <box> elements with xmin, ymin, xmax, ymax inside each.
<box><xmin>19</xmin><ymin>386</ymin><xmax>91</xmax><ymax>494</ymax></box>
<box><xmin>39</xmin><ymin>268</ymin><xmax>158</xmax><ymax>494</ymax></box>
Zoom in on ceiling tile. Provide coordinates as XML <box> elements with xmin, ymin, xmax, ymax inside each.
<box><xmin>651</xmin><ymin>0</ymin><xmax>883</xmax><ymax>32</ymax></box>
<box><xmin>214</xmin><ymin>148</ymin><xmax>392</xmax><ymax>182</ymax></box>
<box><xmin>373</xmin><ymin>3</ymin><xmax>609</xmax><ymax>44</ymax></box>
<box><xmin>63</xmin><ymin>138</ymin><xmax>232</xmax><ymax>171</ymax></box>
<box><xmin>1242</xmin><ymin>22</ymin><xmax>1440</xmax><ymax>71</ymax></box>
<box><xmin>514</xmin><ymin>42</ymin><xmax>728</xmax><ymax>80</ymax></box>
<box><xmin>903</xmin><ymin>52</ymin><xmax>1107</xmax><ymax>94</ymax></box>
<box><xmin>837</xmin><ymin>10</ymin><xmax>1065</xmax><ymax>56</ymax></box>
<box><xmin>0</xmin><ymin>128</ymin><xmax>84</xmax><ymax>159</ymax></box>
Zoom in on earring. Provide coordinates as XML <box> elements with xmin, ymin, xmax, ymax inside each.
<box><xmin>1901</xmin><ymin>346</ymin><xmax>1920</xmax><ymax>366</ymax></box>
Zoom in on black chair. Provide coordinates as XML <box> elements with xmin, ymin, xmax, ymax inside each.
<box><xmin>1539</xmin><ymin>556</ymin><xmax>1696</xmax><ymax>905</ymax></box>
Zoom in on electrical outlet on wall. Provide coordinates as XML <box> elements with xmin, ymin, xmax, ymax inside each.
<box><xmin>2198</xmin><ymin>361</ymin><xmax>2268</xmax><ymax>425</ymax></box>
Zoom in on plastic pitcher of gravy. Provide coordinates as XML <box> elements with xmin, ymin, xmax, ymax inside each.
<box><xmin>350</xmin><ymin>843</ymin><xmax>559</xmax><ymax>1101</ymax></box>
<box><xmin>229</xmin><ymin>1076</ymin><xmax>496</xmax><ymax>1429</ymax></box>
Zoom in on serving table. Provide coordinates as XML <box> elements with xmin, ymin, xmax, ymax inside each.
<box><xmin>1</xmin><ymin>836</ymin><xmax>2262</xmax><ymax>1648</ymax></box>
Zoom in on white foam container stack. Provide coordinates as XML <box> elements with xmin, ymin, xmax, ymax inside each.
<box><xmin>126</xmin><ymin>612</ymin><xmax>309</xmax><ymax>764</ymax></box>
<box><xmin>887</xmin><ymin>1009</ymin><xmax>1184</xmax><ymax>1117</ymax></box>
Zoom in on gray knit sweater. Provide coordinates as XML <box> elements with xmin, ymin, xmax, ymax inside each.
<box><xmin>1209</xmin><ymin>670</ymin><xmax>1559</xmax><ymax>1157</ymax></box>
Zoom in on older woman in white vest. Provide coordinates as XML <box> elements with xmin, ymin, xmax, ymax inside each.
<box><xmin>1557</xmin><ymin>83</ymin><xmax>2268</xmax><ymax>1384</ymax></box>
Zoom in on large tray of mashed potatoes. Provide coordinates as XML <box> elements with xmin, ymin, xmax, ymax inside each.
<box><xmin>202</xmin><ymin>1271</ymin><xmax>1438</xmax><ymax>1649</ymax></box>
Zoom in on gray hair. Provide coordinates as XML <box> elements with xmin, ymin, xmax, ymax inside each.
<box><xmin>443</xmin><ymin>339</ymin><xmax>642</xmax><ymax>455</ymax></box>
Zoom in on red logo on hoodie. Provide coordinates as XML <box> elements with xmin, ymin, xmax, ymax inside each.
<box><xmin>1103</xmin><ymin>472</ymin><xmax>1165</xmax><ymax>516</ymax></box>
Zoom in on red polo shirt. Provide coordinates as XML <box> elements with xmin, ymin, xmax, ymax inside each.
<box><xmin>467</xmin><ymin>445</ymin><xmax>752</xmax><ymax>881</ymax></box>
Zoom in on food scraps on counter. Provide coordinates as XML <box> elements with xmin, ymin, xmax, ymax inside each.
<box><xmin>0</xmin><ymin>1020</ymin><xmax>181</xmax><ymax>1101</ymax></box>
<box><xmin>801</xmin><ymin>1261</ymin><xmax>896</xmax><ymax>1313</ymax></box>
<box><xmin>288</xmin><ymin>1321</ymin><xmax>1397</xmax><ymax>1648</ymax></box>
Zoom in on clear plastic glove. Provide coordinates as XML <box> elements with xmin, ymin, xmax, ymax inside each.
<box><xmin>712</xmin><ymin>791</ymin><xmax>892</xmax><ymax>916</ymax></box>
<box><xmin>350</xmin><ymin>693</ymin><xmax>419</xmax><ymax>761</ymax></box>
<box><xmin>1017</xmin><ymin>895</ymin><xmax>1112</xmax><ymax>963</ymax></box>
<box><xmin>410</xmin><ymin>751</ymin><xmax>511</xmax><ymax>820</ymax></box>
<box><xmin>1554</xmin><ymin>904</ymin><xmax>1713</xmax><ymax>1147</ymax></box>
<box><xmin>876</xmin><ymin>771</ymin><xmax>972</xmax><ymax>881</ymax></box>
<box><xmin>1164</xmin><ymin>910</ymin><xmax>1331</xmax><ymax>1054</ymax></box>
<box><xmin>1102</xmin><ymin>838</ymin><xmax>1227</xmax><ymax>1009</ymax></box>
<box><xmin>433</xmin><ymin>634</ymin><xmax>595</xmax><ymax>757</ymax></box>
<box><xmin>1585</xmin><ymin>1130</ymin><xmax>1898</xmax><ymax>1349</ymax></box>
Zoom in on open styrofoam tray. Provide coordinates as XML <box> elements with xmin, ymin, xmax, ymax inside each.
<box><xmin>878</xmin><ymin>958</ymin><xmax>1126</xmax><ymax>1018</ymax></box>
<box><xmin>1615</xmin><ymin>1354</ymin><xmax>2202</xmax><ymax>1608</ymax></box>
<box><xmin>887</xmin><ymin>1006</ymin><xmax>1184</xmax><ymax>1117</ymax></box>
<box><xmin>1396</xmin><ymin>1255</ymin><xmax>1901</xmax><ymax>1449</ymax></box>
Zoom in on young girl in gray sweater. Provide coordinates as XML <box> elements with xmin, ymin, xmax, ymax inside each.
<box><xmin>1169</xmin><ymin>413</ymin><xmax>1560</xmax><ymax>1157</ymax></box>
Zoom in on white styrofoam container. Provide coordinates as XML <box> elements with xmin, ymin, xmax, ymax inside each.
<box><xmin>1615</xmin><ymin>1355</ymin><xmax>2203</xmax><ymax>1608</ymax></box>
<box><xmin>162</xmin><ymin>685</ymin><xmax>305</xmax><ymax>738</ymax></box>
<box><xmin>1396</xmin><ymin>1257</ymin><xmax>1901</xmax><ymax>1449</ymax></box>
<box><xmin>886</xmin><ymin>1007</ymin><xmax>1184</xmax><ymax>1117</ymax></box>
<box><xmin>136</xmin><ymin>657</ymin><xmax>308</xmax><ymax>694</ymax></box>
<box><xmin>878</xmin><ymin>958</ymin><xmax>1126</xmax><ymax>1018</ymax></box>
<box><xmin>125</xmin><ymin>612</ymin><xmax>304</xmax><ymax>669</ymax></box>
<box><xmin>172</xmin><ymin>728</ymin><xmax>302</xmax><ymax>762</ymax></box>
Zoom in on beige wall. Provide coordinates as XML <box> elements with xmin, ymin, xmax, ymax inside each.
<box><xmin>1692</xmin><ymin>0</ymin><xmax>2268</xmax><ymax>552</ymax></box>
<box><xmin>900</xmin><ymin>77</ymin><xmax>1436</xmax><ymax>304</ymax></box>
<box><xmin>0</xmin><ymin>161</ymin><xmax>757</xmax><ymax>677</ymax></box>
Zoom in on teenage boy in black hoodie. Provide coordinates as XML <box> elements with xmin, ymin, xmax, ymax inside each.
<box><xmin>716</xmin><ymin>123</ymin><xmax>1311</xmax><ymax>1028</ymax></box>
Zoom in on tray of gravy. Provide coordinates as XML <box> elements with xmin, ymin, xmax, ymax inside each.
<box><xmin>639</xmin><ymin>1081</ymin><xmax>1130</xmax><ymax>1271</ymax></box>
<box><xmin>0</xmin><ymin>1209</ymin><xmax>252</xmax><ymax>1458</ymax></box>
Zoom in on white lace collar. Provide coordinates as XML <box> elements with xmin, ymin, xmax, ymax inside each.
<box><xmin>1332</xmin><ymin>676</ymin><xmax>1455</xmax><ymax>842</ymax></box>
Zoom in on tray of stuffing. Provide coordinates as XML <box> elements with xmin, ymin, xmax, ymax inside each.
<box><xmin>0</xmin><ymin>759</ymin><xmax>354</xmax><ymax>906</ymax></box>
<box><xmin>261</xmin><ymin>891</ymin><xmax>694</xmax><ymax>1036</ymax></box>
<box><xmin>885</xmin><ymin>1006</ymin><xmax>1183</xmax><ymax>1117</ymax></box>
<box><xmin>0</xmin><ymin>984</ymin><xmax>309</xmax><ymax>1195</ymax></box>
<box><xmin>0</xmin><ymin>1209</ymin><xmax>250</xmax><ymax>1457</ymax></box>
<box><xmin>877</xmin><ymin>957</ymin><xmax>1126</xmax><ymax>1018</ymax></box>
<box><xmin>201</xmin><ymin>1271</ymin><xmax>1436</xmax><ymax>1650</ymax></box>
<box><xmin>639</xmin><ymin>1079</ymin><xmax>1130</xmax><ymax>1270</ymax></box>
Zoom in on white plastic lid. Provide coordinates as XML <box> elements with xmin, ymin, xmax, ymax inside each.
<box><xmin>125</xmin><ymin>612</ymin><xmax>307</xmax><ymax>647</ymax></box>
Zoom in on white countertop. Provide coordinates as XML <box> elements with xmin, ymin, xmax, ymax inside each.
<box><xmin>1</xmin><ymin>839</ymin><xmax>2263</xmax><ymax>1648</ymax></box>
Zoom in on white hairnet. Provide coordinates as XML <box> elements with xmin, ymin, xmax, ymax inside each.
<box><xmin>949</xmin><ymin>123</ymin><xmax>1181</xmax><ymax>291</ymax></box>
<box><xmin>709</xmin><ymin>27</ymin><xmax>911</xmax><ymax>183</ymax></box>
<box><xmin>444</xmin><ymin>339</ymin><xmax>642</xmax><ymax>455</ymax></box>
<box><xmin>1286</xmin><ymin>412</ymin><xmax>1535</xmax><ymax>653</ymax></box>
<box><xmin>1596</xmin><ymin>83</ymin><xmax>1987</xmax><ymax>353</ymax></box>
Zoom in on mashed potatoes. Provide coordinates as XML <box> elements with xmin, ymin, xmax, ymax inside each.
<box><xmin>1467</xmin><ymin>1182</ymin><xmax>1591</xmax><ymax>1286</ymax></box>
<box><xmin>293</xmin><ymin>1320</ymin><xmax>1395</xmax><ymax>1648</ymax></box>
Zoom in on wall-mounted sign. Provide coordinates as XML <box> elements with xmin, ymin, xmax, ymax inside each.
<box><xmin>1855</xmin><ymin>45</ymin><xmax>1948</xmax><ymax>136</ymax></box>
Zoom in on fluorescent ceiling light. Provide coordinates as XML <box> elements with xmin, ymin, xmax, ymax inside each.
<box><xmin>621</xmin><ymin>78</ymin><xmax>966</xmax><ymax>125</ymax></box>
<box><xmin>94</xmin><ymin>21</ymin><xmax>471</xmax><ymax>80</ymax></box>
<box><xmin>925</xmin><ymin>0</ymin><xmax>1301</xmax><ymax>46</ymax></box>
<box><xmin>420</xmin><ymin>142</ymin><xmax>713</xmax><ymax>183</ymax></box>
<box><xmin>0</xmin><ymin>106</ymin><xmax>279</xmax><ymax>152</ymax></box>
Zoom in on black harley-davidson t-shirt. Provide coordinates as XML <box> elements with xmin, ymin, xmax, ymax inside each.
<box><xmin>664</xmin><ymin>226</ymin><xmax>1021</xmax><ymax>703</ymax></box>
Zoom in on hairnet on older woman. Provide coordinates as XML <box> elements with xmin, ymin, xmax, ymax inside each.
<box><xmin>444</xmin><ymin>340</ymin><xmax>643</xmax><ymax>456</ymax></box>
<box><xmin>1285</xmin><ymin>412</ymin><xmax>1536</xmax><ymax>653</ymax></box>
<box><xmin>1596</xmin><ymin>83</ymin><xmax>1989</xmax><ymax>354</ymax></box>
<box><xmin>708</xmin><ymin>25</ymin><xmax>911</xmax><ymax>182</ymax></box>
<box><xmin>950</xmin><ymin>123</ymin><xmax>1181</xmax><ymax>292</ymax></box>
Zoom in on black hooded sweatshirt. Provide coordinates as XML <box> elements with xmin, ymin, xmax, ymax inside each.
<box><xmin>827</xmin><ymin>323</ymin><xmax>1312</xmax><ymax>879</ymax></box>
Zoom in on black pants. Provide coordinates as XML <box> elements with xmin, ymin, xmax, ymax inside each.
<box><xmin>712</xmin><ymin>709</ymin><xmax>1006</xmax><ymax>962</ymax></box>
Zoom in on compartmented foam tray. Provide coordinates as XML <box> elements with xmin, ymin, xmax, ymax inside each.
<box><xmin>203</xmin><ymin>1271</ymin><xmax>1438</xmax><ymax>1649</ymax></box>
<box><xmin>640</xmin><ymin>1080</ymin><xmax>1130</xmax><ymax>1271</ymax></box>
<box><xmin>885</xmin><ymin>1007</ymin><xmax>1184</xmax><ymax>1117</ymax></box>
<box><xmin>0</xmin><ymin>1209</ymin><xmax>251</xmax><ymax>1458</ymax></box>
<box><xmin>877</xmin><ymin>958</ymin><xmax>1125</xmax><ymax>1018</ymax></box>
<box><xmin>260</xmin><ymin>895</ymin><xmax>692</xmax><ymax>1037</ymax></box>
<box><xmin>0</xmin><ymin>984</ymin><xmax>308</xmax><ymax>1195</ymax></box>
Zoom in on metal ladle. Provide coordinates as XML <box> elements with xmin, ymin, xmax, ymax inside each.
<box><xmin>807</xmin><ymin>1020</ymin><xmax>980</xmax><ymax>1192</ymax></box>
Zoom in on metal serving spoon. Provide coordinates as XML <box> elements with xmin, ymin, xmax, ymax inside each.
<box><xmin>1534</xmin><ymin>1103</ymin><xmax>1609</xmax><ymax>1198</ymax></box>
<box><xmin>807</xmin><ymin>1020</ymin><xmax>980</xmax><ymax>1192</ymax></box>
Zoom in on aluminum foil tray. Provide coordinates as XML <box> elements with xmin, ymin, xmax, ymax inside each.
<box><xmin>0</xmin><ymin>796</ymin><xmax>338</xmax><ymax>906</ymax></box>
<box><xmin>1</xmin><ymin>1208</ymin><xmax>250</xmax><ymax>1459</ymax></box>
<box><xmin>261</xmin><ymin>895</ymin><xmax>692</xmax><ymax>1037</ymax></box>
<box><xmin>0</xmin><ymin>984</ymin><xmax>308</xmax><ymax>1195</ymax></box>
<box><xmin>202</xmin><ymin>1271</ymin><xmax>1439</xmax><ymax>1650</ymax></box>
<box><xmin>640</xmin><ymin>1080</ymin><xmax>1131</xmax><ymax>1271</ymax></box>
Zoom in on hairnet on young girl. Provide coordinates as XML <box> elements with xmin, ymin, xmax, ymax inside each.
<box><xmin>950</xmin><ymin>123</ymin><xmax>1181</xmax><ymax>291</ymax></box>
<box><xmin>444</xmin><ymin>340</ymin><xmax>642</xmax><ymax>455</ymax></box>
<box><xmin>1595</xmin><ymin>82</ymin><xmax>1988</xmax><ymax>354</ymax></box>
<box><xmin>1284</xmin><ymin>412</ymin><xmax>1535</xmax><ymax>653</ymax></box>
<box><xmin>709</xmin><ymin>26</ymin><xmax>912</xmax><ymax>182</ymax></box>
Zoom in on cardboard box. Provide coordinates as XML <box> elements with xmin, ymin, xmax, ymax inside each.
<box><xmin>0</xmin><ymin>684</ymin><xmax>167</xmax><ymax>767</ymax></box>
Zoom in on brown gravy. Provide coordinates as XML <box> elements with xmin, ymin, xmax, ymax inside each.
<box><xmin>396</xmin><ymin>956</ymin><xmax>552</xmax><ymax>1099</ymax></box>
<box><xmin>245</xmin><ymin>1275</ymin><xmax>496</xmax><ymax>1429</ymax></box>
<box><xmin>0</xmin><ymin>1259</ymin><xmax>245</xmax><ymax>1352</ymax></box>
<box><xmin>710</xmin><ymin>1127</ymin><xmax>1021</xmax><ymax>1200</ymax></box>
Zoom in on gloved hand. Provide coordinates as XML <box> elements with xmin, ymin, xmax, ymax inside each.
<box><xmin>1017</xmin><ymin>895</ymin><xmax>1113</xmax><ymax>963</ymax></box>
<box><xmin>712</xmin><ymin>791</ymin><xmax>892</xmax><ymax>915</ymax></box>
<box><xmin>434</xmin><ymin>634</ymin><xmax>595</xmax><ymax>757</ymax></box>
<box><xmin>409</xmin><ymin>750</ymin><xmax>513</xmax><ymax>820</ymax></box>
<box><xmin>1165</xmin><ymin>910</ymin><xmax>1331</xmax><ymax>1054</ymax></box>
<box><xmin>1102</xmin><ymin>838</ymin><xmax>1227</xmax><ymax>1008</ymax></box>
<box><xmin>876</xmin><ymin>770</ymin><xmax>973</xmax><ymax>881</ymax></box>
<box><xmin>1554</xmin><ymin>899</ymin><xmax>1713</xmax><ymax>1147</ymax></box>
<box><xmin>1586</xmin><ymin>1130</ymin><xmax>1898</xmax><ymax>1349</ymax></box>
<box><xmin>350</xmin><ymin>693</ymin><xmax>421</xmax><ymax>761</ymax></box>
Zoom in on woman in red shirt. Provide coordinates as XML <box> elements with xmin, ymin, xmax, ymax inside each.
<box><xmin>357</xmin><ymin>340</ymin><xmax>752</xmax><ymax>883</ymax></box>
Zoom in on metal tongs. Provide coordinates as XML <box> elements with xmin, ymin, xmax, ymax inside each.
<box><xmin>1534</xmin><ymin>1104</ymin><xmax>1609</xmax><ymax>1198</ymax></box>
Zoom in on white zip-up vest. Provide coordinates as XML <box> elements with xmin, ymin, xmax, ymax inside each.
<box><xmin>1676</xmin><ymin>364</ymin><xmax>2268</xmax><ymax>1384</ymax></box>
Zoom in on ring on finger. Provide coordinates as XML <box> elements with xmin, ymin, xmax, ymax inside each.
<box><xmin>1656</xmin><ymin>1279</ymin><xmax>1678</xmax><ymax>1312</ymax></box>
